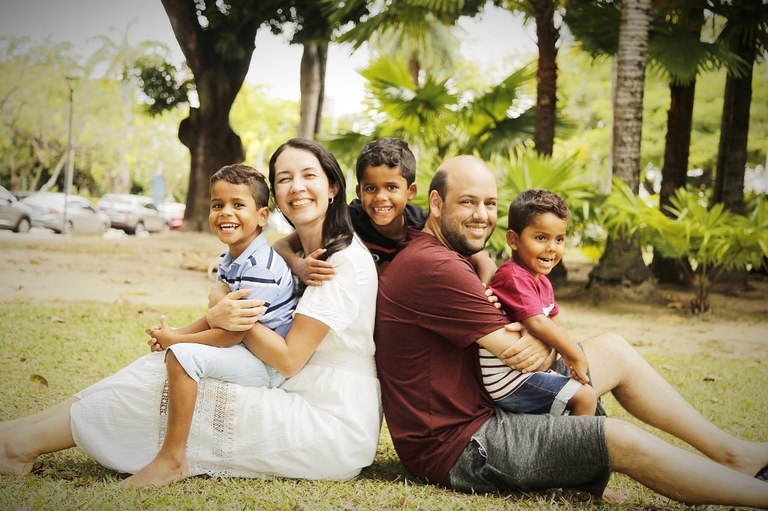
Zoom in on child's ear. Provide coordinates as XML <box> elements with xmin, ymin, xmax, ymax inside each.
<box><xmin>256</xmin><ymin>206</ymin><xmax>270</xmax><ymax>227</ymax></box>
<box><xmin>355</xmin><ymin>183</ymin><xmax>362</xmax><ymax>200</ymax></box>
<box><xmin>407</xmin><ymin>182</ymin><xmax>417</xmax><ymax>201</ymax></box>
<box><xmin>506</xmin><ymin>229</ymin><xmax>519</xmax><ymax>251</ymax></box>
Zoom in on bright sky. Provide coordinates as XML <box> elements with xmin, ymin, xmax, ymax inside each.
<box><xmin>0</xmin><ymin>0</ymin><xmax>536</xmax><ymax>115</ymax></box>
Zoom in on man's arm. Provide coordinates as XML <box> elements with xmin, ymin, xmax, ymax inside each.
<box><xmin>476</xmin><ymin>323</ymin><xmax>554</xmax><ymax>373</ymax></box>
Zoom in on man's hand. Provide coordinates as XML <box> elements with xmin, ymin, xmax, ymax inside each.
<box><xmin>206</xmin><ymin>288</ymin><xmax>265</xmax><ymax>332</ymax></box>
<box><xmin>500</xmin><ymin>324</ymin><xmax>554</xmax><ymax>373</ymax></box>
<box><xmin>293</xmin><ymin>248</ymin><xmax>336</xmax><ymax>287</ymax></box>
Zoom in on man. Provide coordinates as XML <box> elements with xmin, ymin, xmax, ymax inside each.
<box><xmin>374</xmin><ymin>155</ymin><xmax>768</xmax><ymax>507</ymax></box>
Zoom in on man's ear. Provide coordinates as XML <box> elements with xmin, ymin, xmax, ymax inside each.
<box><xmin>428</xmin><ymin>190</ymin><xmax>443</xmax><ymax>218</ymax></box>
<box><xmin>506</xmin><ymin>229</ymin><xmax>519</xmax><ymax>251</ymax></box>
<box><xmin>407</xmin><ymin>182</ymin><xmax>417</xmax><ymax>201</ymax></box>
<box><xmin>256</xmin><ymin>206</ymin><xmax>270</xmax><ymax>227</ymax></box>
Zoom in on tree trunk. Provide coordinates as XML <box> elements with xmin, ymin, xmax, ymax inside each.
<box><xmin>714</xmin><ymin>0</ymin><xmax>756</xmax><ymax>215</ymax></box>
<box><xmin>652</xmin><ymin>81</ymin><xmax>696</xmax><ymax>284</ymax></box>
<box><xmin>298</xmin><ymin>42</ymin><xmax>328</xmax><ymax>139</ymax></box>
<box><xmin>161</xmin><ymin>0</ymin><xmax>261</xmax><ymax>232</ymax></box>
<box><xmin>591</xmin><ymin>0</ymin><xmax>653</xmax><ymax>286</ymax></box>
<box><xmin>531</xmin><ymin>0</ymin><xmax>558</xmax><ymax>157</ymax></box>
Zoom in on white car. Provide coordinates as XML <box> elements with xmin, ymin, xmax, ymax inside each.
<box><xmin>98</xmin><ymin>194</ymin><xmax>169</xmax><ymax>235</ymax></box>
<box><xmin>21</xmin><ymin>192</ymin><xmax>110</xmax><ymax>234</ymax></box>
<box><xmin>0</xmin><ymin>185</ymin><xmax>33</xmax><ymax>233</ymax></box>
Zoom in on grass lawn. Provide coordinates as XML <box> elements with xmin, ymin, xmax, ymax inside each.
<box><xmin>0</xmin><ymin>301</ymin><xmax>766</xmax><ymax>510</ymax></box>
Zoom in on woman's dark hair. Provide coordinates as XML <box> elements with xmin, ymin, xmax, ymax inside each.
<box><xmin>268</xmin><ymin>138</ymin><xmax>354</xmax><ymax>293</ymax></box>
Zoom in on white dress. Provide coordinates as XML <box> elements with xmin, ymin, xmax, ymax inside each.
<box><xmin>70</xmin><ymin>237</ymin><xmax>381</xmax><ymax>481</ymax></box>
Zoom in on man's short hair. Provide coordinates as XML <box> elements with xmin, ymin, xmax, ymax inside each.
<box><xmin>356</xmin><ymin>138</ymin><xmax>417</xmax><ymax>185</ymax></box>
<box><xmin>507</xmin><ymin>189</ymin><xmax>569</xmax><ymax>234</ymax></box>
<box><xmin>210</xmin><ymin>164</ymin><xmax>270</xmax><ymax>209</ymax></box>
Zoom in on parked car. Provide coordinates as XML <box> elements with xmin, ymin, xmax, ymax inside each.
<box><xmin>97</xmin><ymin>193</ymin><xmax>169</xmax><ymax>234</ymax></box>
<box><xmin>158</xmin><ymin>201</ymin><xmax>185</xmax><ymax>230</ymax></box>
<box><xmin>0</xmin><ymin>185</ymin><xmax>33</xmax><ymax>233</ymax></box>
<box><xmin>20</xmin><ymin>192</ymin><xmax>110</xmax><ymax>234</ymax></box>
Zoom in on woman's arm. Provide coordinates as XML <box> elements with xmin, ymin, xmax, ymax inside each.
<box><xmin>241</xmin><ymin>314</ymin><xmax>330</xmax><ymax>377</ymax></box>
<box><xmin>206</xmin><ymin>288</ymin><xmax>266</xmax><ymax>332</ymax></box>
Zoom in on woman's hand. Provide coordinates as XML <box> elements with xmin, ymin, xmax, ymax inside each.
<box><xmin>206</xmin><ymin>288</ymin><xmax>266</xmax><ymax>332</ymax></box>
<box><xmin>499</xmin><ymin>324</ymin><xmax>554</xmax><ymax>373</ymax></box>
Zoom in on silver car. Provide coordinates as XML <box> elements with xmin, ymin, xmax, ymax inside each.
<box><xmin>0</xmin><ymin>185</ymin><xmax>33</xmax><ymax>233</ymax></box>
<box><xmin>20</xmin><ymin>192</ymin><xmax>110</xmax><ymax>234</ymax></box>
<box><xmin>98</xmin><ymin>193</ymin><xmax>169</xmax><ymax>235</ymax></box>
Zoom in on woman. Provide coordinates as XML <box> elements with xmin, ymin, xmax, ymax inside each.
<box><xmin>0</xmin><ymin>138</ymin><xmax>381</xmax><ymax>486</ymax></box>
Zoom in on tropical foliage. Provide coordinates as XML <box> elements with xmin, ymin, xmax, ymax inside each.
<box><xmin>601</xmin><ymin>179</ymin><xmax>768</xmax><ymax>312</ymax></box>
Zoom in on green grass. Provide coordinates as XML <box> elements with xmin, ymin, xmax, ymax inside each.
<box><xmin>1</xmin><ymin>302</ymin><xmax>766</xmax><ymax>510</ymax></box>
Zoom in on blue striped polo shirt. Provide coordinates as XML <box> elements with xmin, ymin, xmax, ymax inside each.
<box><xmin>217</xmin><ymin>233</ymin><xmax>297</xmax><ymax>338</ymax></box>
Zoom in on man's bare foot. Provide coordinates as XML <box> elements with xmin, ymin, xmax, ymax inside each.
<box><xmin>0</xmin><ymin>440</ymin><xmax>35</xmax><ymax>476</ymax></box>
<box><xmin>118</xmin><ymin>455</ymin><xmax>188</xmax><ymax>488</ymax></box>
<box><xmin>720</xmin><ymin>440</ymin><xmax>768</xmax><ymax>478</ymax></box>
<box><xmin>601</xmin><ymin>487</ymin><xmax>626</xmax><ymax>503</ymax></box>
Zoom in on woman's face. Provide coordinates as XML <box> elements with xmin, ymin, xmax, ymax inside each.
<box><xmin>272</xmin><ymin>147</ymin><xmax>337</xmax><ymax>230</ymax></box>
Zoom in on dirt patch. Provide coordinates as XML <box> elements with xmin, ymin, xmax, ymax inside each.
<box><xmin>1</xmin><ymin>230</ymin><xmax>767</xmax><ymax>359</ymax></box>
<box><xmin>0</xmin><ymin>229</ymin><xmax>223</xmax><ymax>308</ymax></box>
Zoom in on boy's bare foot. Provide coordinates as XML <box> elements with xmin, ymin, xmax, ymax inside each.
<box><xmin>0</xmin><ymin>440</ymin><xmax>35</xmax><ymax>476</ymax></box>
<box><xmin>118</xmin><ymin>455</ymin><xmax>188</xmax><ymax>488</ymax></box>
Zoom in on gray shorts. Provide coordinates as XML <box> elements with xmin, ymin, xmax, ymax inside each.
<box><xmin>445</xmin><ymin>357</ymin><xmax>611</xmax><ymax>496</ymax></box>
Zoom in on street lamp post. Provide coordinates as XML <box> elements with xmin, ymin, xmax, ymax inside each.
<box><xmin>62</xmin><ymin>76</ymin><xmax>76</xmax><ymax>234</ymax></box>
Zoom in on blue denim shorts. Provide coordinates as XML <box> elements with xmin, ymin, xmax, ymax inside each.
<box><xmin>495</xmin><ymin>371</ymin><xmax>583</xmax><ymax>415</ymax></box>
<box><xmin>167</xmin><ymin>342</ymin><xmax>284</xmax><ymax>388</ymax></box>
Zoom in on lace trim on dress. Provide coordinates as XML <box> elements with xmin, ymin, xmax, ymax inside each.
<box><xmin>186</xmin><ymin>379</ymin><xmax>242</xmax><ymax>477</ymax></box>
<box><xmin>158</xmin><ymin>379</ymin><xmax>169</xmax><ymax>450</ymax></box>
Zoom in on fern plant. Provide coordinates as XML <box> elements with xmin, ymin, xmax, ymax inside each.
<box><xmin>601</xmin><ymin>179</ymin><xmax>768</xmax><ymax>313</ymax></box>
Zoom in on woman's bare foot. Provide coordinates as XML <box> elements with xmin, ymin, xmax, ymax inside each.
<box><xmin>118</xmin><ymin>454</ymin><xmax>188</xmax><ymax>488</ymax></box>
<box><xmin>0</xmin><ymin>440</ymin><xmax>36</xmax><ymax>476</ymax></box>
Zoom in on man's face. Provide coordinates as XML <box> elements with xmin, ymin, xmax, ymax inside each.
<box><xmin>436</xmin><ymin>169</ymin><xmax>497</xmax><ymax>256</ymax></box>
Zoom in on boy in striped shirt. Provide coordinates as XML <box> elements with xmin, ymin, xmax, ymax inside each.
<box><xmin>123</xmin><ymin>164</ymin><xmax>296</xmax><ymax>487</ymax></box>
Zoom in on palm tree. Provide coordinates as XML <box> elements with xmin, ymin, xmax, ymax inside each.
<box><xmin>502</xmin><ymin>0</ymin><xmax>563</xmax><ymax>156</ymax></box>
<box><xmin>589</xmin><ymin>0</ymin><xmax>654</xmax><ymax>286</ymax></box>
<box><xmin>333</xmin><ymin>0</ymin><xmax>486</xmax><ymax>86</ymax></box>
<box><xmin>712</xmin><ymin>0</ymin><xmax>768</xmax><ymax>215</ymax></box>
<box><xmin>273</xmin><ymin>1</ymin><xmax>369</xmax><ymax>139</ymax></box>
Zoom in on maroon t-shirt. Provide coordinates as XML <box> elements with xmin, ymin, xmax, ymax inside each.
<box><xmin>375</xmin><ymin>228</ymin><xmax>510</xmax><ymax>484</ymax></box>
